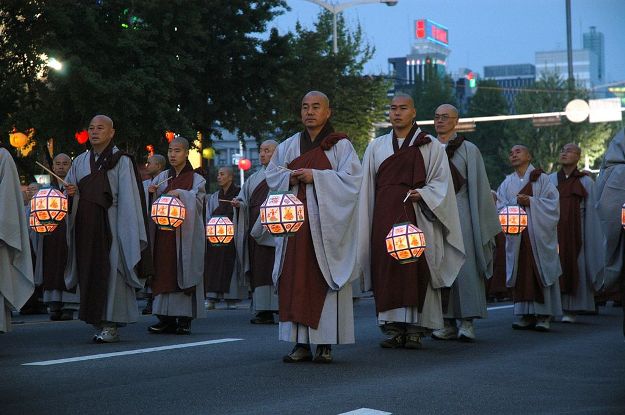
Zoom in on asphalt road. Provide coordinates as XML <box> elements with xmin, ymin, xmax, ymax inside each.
<box><xmin>1</xmin><ymin>298</ymin><xmax>624</xmax><ymax>415</ymax></box>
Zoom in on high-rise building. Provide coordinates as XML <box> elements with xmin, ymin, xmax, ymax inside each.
<box><xmin>583</xmin><ymin>26</ymin><xmax>605</xmax><ymax>84</ymax></box>
<box><xmin>483</xmin><ymin>64</ymin><xmax>536</xmax><ymax>113</ymax></box>
<box><xmin>535</xmin><ymin>49</ymin><xmax>600</xmax><ymax>89</ymax></box>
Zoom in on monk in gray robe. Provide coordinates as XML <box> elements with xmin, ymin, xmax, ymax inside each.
<box><xmin>0</xmin><ymin>147</ymin><xmax>35</xmax><ymax>332</ymax></box>
<box><xmin>497</xmin><ymin>145</ymin><xmax>562</xmax><ymax>331</ymax></box>
<box><xmin>431</xmin><ymin>104</ymin><xmax>500</xmax><ymax>342</ymax></box>
<box><xmin>232</xmin><ymin>140</ymin><xmax>279</xmax><ymax>324</ymax></box>
<box><xmin>549</xmin><ymin>143</ymin><xmax>603</xmax><ymax>323</ymax></box>
<box><xmin>141</xmin><ymin>153</ymin><xmax>165</xmax><ymax>315</ymax></box>
<box><xmin>357</xmin><ymin>94</ymin><xmax>465</xmax><ymax>349</ymax></box>
<box><xmin>65</xmin><ymin>115</ymin><xmax>153</xmax><ymax>343</ymax></box>
<box><xmin>266</xmin><ymin>91</ymin><xmax>362</xmax><ymax>363</ymax></box>
<box><xmin>33</xmin><ymin>154</ymin><xmax>79</xmax><ymax>321</ymax></box>
<box><xmin>204</xmin><ymin>167</ymin><xmax>245</xmax><ymax>308</ymax></box>
<box><xmin>21</xmin><ymin>181</ymin><xmax>46</xmax><ymax>315</ymax></box>
<box><xmin>147</xmin><ymin>138</ymin><xmax>206</xmax><ymax>334</ymax></box>
<box><xmin>594</xmin><ymin>129</ymin><xmax>625</xmax><ymax>336</ymax></box>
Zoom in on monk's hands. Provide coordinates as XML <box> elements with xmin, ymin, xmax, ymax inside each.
<box><xmin>148</xmin><ymin>184</ymin><xmax>157</xmax><ymax>194</ymax></box>
<box><xmin>231</xmin><ymin>198</ymin><xmax>241</xmax><ymax>208</ymax></box>
<box><xmin>517</xmin><ymin>194</ymin><xmax>531</xmax><ymax>206</ymax></box>
<box><xmin>65</xmin><ymin>184</ymin><xmax>77</xmax><ymax>197</ymax></box>
<box><xmin>292</xmin><ymin>168</ymin><xmax>314</xmax><ymax>184</ymax></box>
<box><xmin>406</xmin><ymin>189</ymin><xmax>422</xmax><ymax>203</ymax></box>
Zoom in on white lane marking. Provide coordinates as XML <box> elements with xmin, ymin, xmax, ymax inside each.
<box><xmin>487</xmin><ymin>304</ymin><xmax>514</xmax><ymax>311</ymax></box>
<box><xmin>338</xmin><ymin>409</ymin><xmax>392</xmax><ymax>415</ymax></box>
<box><xmin>22</xmin><ymin>338</ymin><xmax>243</xmax><ymax>366</ymax></box>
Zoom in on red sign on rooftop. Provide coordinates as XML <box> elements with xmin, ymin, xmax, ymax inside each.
<box><xmin>414</xmin><ymin>19</ymin><xmax>449</xmax><ymax>46</ymax></box>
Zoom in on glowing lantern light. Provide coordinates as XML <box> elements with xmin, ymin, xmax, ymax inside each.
<box><xmin>146</xmin><ymin>144</ymin><xmax>154</xmax><ymax>157</ymax></box>
<box><xmin>165</xmin><ymin>131</ymin><xmax>175</xmax><ymax>143</ymax></box>
<box><xmin>385</xmin><ymin>222</ymin><xmax>426</xmax><ymax>264</ymax></box>
<box><xmin>151</xmin><ymin>194</ymin><xmax>186</xmax><ymax>230</ymax></box>
<box><xmin>75</xmin><ymin>130</ymin><xmax>89</xmax><ymax>145</ymax></box>
<box><xmin>260</xmin><ymin>192</ymin><xmax>305</xmax><ymax>237</ymax></box>
<box><xmin>29</xmin><ymin>213</ymin><xmax>59</xmax><ymax>234</ymax></box>
<box><xmin>621</xmin><ymin>203</ymin><xmax>625</xmax><ymax>230</ymax></box>
<box><xmin>238</xmin><ymin>158</ymin><xmax>251</xmax><ymax>171</ymax></box>
<box><xmin>205</xmin><ymin>216</ymin><xmax>235</xmax><ymax>245</ymax></box>
<box><xmin>30</xmin><ymin>188</ymin><xmax>68</xmax><ymax>225</ymax></box>
<box><xmin>10</xmin><ymin>132</ymin><xmax>28</xmax><ymax>148</ymax></box>
<box><xmin>202</xmin><ymin>148</ymin><xmax>215</xmax><ymax>159</ymax></box>
<box><xmin>499</xmin><ymin>205</ymin><xmax>528</xmax><ymax>235</ymax></box>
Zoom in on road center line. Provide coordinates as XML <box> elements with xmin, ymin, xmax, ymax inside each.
<box><xmin>22</xmin><ymin>338</ymin><xmax>243</xmax><ymax>366</ymax></box>
<box><xmin>487</xmin><ymin>304</ymin><xmax>514</xmax><ymax>311</ymax></box>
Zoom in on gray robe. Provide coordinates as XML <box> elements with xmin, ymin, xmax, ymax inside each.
<box><xmin>443</xmin><ymin>138</ymin><xmax>501</xmax><ymax>320</ymax></box>
<box><xmin>0</xmin><ymin>148</ymin><xmax>35</xmax><ymax>332</ymax></box>
<box><xmin>266</xmin><ymin>132</ymin><xmax>362</xmax><ymax>344</ymax></box>
<box><xmin>357</xmin><ymin>129</ymin><xmax>465</xmax><ymax>331</ymax></box>
<box><xmin>549</xmin><ymin>173</ymin><xmax>602</xmax><ymax>312</ymax></box>
<box><xmin>497</xmin><ymin>165</ymin><xmax>562</xmax><ymax>316</ymax></box>
<box><xmin>150</xmin><ymin>170</ymin><xmax>206</xmax><ymax>318</ymax></box>
<box><xmin>65</xmin><ymin>147</ymin><xmax>148</xmax><ymax>324</ymax></box>
<box><xmin>234</xmin><ymin>167</ymin><xmax>278</xmax><ymax>312</ymax></box>
<box><xmin>594</xmin><ymin>129</ymin><xmax>625</xmax><ymax>290</ymax></box>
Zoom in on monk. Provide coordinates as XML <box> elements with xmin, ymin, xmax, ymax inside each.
<box><xmin>358</xmin><ymin>94</ymin><xmax>465</xmax><ymax>349</ymax></box>
<box><xmin>0</xmin><ymin>147</ymin><xmax>35</xmax><ymax>332</ymax></box>
<box><xmin>497</xmin><ymin>145</ymin><xmax>562</xmax><ymax>331</ymax></box>
<box><xmin>266</xmin><ymin>91</ymin><xmax>362</xmax><ymax>363</ymax></box>
<box><xmin>204</xmin><ymin>167</ymin><xmax>245</xmax><ymax>308</ymax></box>
<box><xmin>232</xmin><ymin>140</ymin><xmax>279</xmax><ymax>324</ymax></box>
<box><xmin>65</xmin><ymin>115</ymin><xmax>153</xmax><ymax>343</ymax></box>
<box><xmin>147</xmin><ymin>137</ymin><xmax>206</xmax><ymax>334</ymax></box>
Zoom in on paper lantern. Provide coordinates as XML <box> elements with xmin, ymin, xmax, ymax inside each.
<box><xmin>10</xmin><ymin>132</ymin><xmax>28</xmax><ymax>148</ymax></box>
<box><xmin>621</xmin><ymin>203</ymin><xmax>625</xmax><ymax>230</ymax></box>
<box><xmin>30</xmin><ymin>188</ymin><xmax>68</xmax><ymax>225</ymax></box>
<box><xmin>238</xmin><ymin>158</ymin><xmax>251</xmax><ymax>171</ymax></box>
<box><xmin>151</xmin><ymin>194</ymin><xmax>186</xmax><ymax>230</ymax></box>
<box><xmin>202</xmin><ymin>148</ymin><xmax>215</xmax><ymax>159</ymax></box>
<box><xmin>499</xmin><ymin>205</ymin><xmax>528</xmax><ymax>235</ymax></box>
<box><xmin>385</xmin><ymin>222</ymin><xmax>426</xmax><ymax>264</ymax></box>
<box><xmin>29</xmin><ymin>213</ymin><xmax>59</xmax><ymax>234</ymax></box>
<box><xmin>205</xmin><ymin>216</ymin><xmax>235</xmax><ymax>245</ymax></box>
<box><xmin>260</xmin><ymin>192</ymin><xmax>305</xmax><ymax>237</ymax></box>
<box><xmin>75</xmin><ymin>130</ymin><xmax>89</xmax><ymax>145</ymax></box>
<box><xmin>165</xmin><ymin>131</ymin><xmax>175</xmax><ymax>143</ymax></box>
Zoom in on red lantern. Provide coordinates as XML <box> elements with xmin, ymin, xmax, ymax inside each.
<box><xmin>29</xmin><ymin>213</ymin><xmax>59</xmax><ymax>234</ymax></box>
<box><xmin>146</xmin><ymin>144</ymin><xmax>154</xmax><ymax>157</ymax></box>
<box><xmin>165</xmin><ymin>131</ymin><xmax>175</xmax><ymax>143</ymax></box>
<box><xmin>75</xmin><ymin>130</ymin><xmax>89</xmax><ymax>145</ymax></box>
<box><xmin>621</xmin><ymin>203</ymin><xmax>625</xmax><ymax>230</ymax></box>
<box><xmin>9</xmin><ymin>132</ymin><xmax>28</xmax><ymax>148</ymax></box>
<box><xmin>238</xmin><ymin>158</ymin><xmax>251</xmax><ymax>171</ymax></box>
<box><xmin>30</xmin><ymin>188</ymin><xmax>68</xmax><ymax>225</ymax></box>
<box><xmin>499</xmin><ymin>205</ymin><xmax>528</xmax><ymax>235</ymax></box>
<box><xmin>385</xmin><ymin>222</ymin><xmax>426</xmax><ymax>264</ymax></box>
<box><xmin>260</xmin><ymin>191</ymin><xmax>305</xmax><ymax>237</ymax></box>
<box><xmin>206</xmin><ymin>216</ymin><xmax>235</xmax><ymax>245</ymax></box>
<box><xmin>151</xmin><ymin>194</ymin><xmax>186</xmax><ymax>230</ymax></box>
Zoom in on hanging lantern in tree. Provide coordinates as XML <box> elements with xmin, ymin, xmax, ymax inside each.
<box><xmin>621</xmin><ymin>202</ymin><xmax>625</xmax><ymax>230</ymax></box>
<box><xmin>9</xmin><ymin>132</ymin><xmax>28</xmax><ymax>148</ymax></box>
<box><xmin>151</xmin><ymin>194</ymin><xmax>186</xmax><ymax>231</ymax></box>
<box><xmin>238</xmin><ymin>158</ymin><xmax>251</xmax><ymax>171</ymax></box>
<box><xmin>202</xmin><ymin>148</ymin><xmax>215</xmax><ymax>159</ymax></box>
<box><xmin>205</xmin><ymin>216</ymin><xmax>235</xmax><ymax>245</ymax></box>
<box><xmin>165</xmin><ymin>131</ymin><xmax>175</xmax><ymax>143</ymax></box>
<box><xmin>75</xmin><ymin>130</ymin><xmax>89</xmax><ymax>145</ymax></box>
<box><xmin>260</xmin><ymin>191</ymin><xmax>305</xmax><ymax>237</ymax></box>
<box><xmin>499</xmin><ymin>205</ymin><xmax>528</xmax><ymax>235</ymax></box>
<box><xmin>29</xmin><ymin>213</ymin><xmax>59</xmax><ymax>234</ymax></box>
<box><xmin>30</xmin><ymin>188</ymin><xmax>68</xmax><ymax>225</ymax></box>
<box><xmin>385</xmin><ymin>222</ymin><xmax>426</xmax><ymax>264</ymax></box>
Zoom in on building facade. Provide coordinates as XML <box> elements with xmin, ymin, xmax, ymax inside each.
<box><xmin>483</xmin><ymin>64</ymin><xmax>536</xmax><ymax>114</ymax></box>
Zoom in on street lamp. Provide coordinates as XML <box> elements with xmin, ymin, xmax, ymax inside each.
<box><xmin>302</xmin><ymin>0</ymin><xmax>399</xmax><ymax>54</ymax></box>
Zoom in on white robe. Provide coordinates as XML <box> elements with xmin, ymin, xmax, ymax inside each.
<box><xmin>497</xmin><ymin>165</ymin><xmax>562</xmax><ymax>316</ymax></box>
<box><xmin>266</xmin><ymin>132</ymin><xmax>362</xmax><ymax>344</ymax></box>
<box><xmin>357</xmin><ymin>129</ymin><xmax>465</xmax><ymax>331</ymax></box>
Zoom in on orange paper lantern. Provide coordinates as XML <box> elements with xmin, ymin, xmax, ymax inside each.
<box><xmin>9</xmin><ymin>132</ymin><xmax>28</xmax><ymax>148</ymax></box>
<box><xmin>499</xmin><ymin>205</ymin><xmax>528</xmax><ymax>235</ymax></box>
<box><xmin>75</xmin><ymin>130</ymin><xmax>89</xmax><ymax>145</ymax></box>
<box><xmin>205</xmin><ymin>216</ymin><xmax>235</xmax><ymax>245</ymax></box>
<box><xmin>29</xmin><ymin>213</ymin><xmax>59</xmax><ymax>234</ymax></box>
<box><xmin>621</xmin><ymin>203</ymin><xmax>625</xmax><ymax>230</ymax></box>
<box><xmin>151</xmin><ymin>194</ymin><xmax>186</xmax><ymax>230</ymax></box>
<box><xmin>30</xmin><ymin>188</ymin><xmax>68</xmax><ymax>225</ymax></box>
<box><xmin>385</xmin><ymin>222</ymin><xmax>426</xmax><ymax>264</ymax></box>
<box><xmin>260</xmin><ymin>191</ymin><xmax>305</xmax><ymax>237</ymax></box>
<box><xmin>238</xmin><ymin>158</ymin><xmax>251</xmax><ymax>171</ymax></box>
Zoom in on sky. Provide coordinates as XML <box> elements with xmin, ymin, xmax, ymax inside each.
<box><xmin>268</xmin><ymin>0</ymin><xmax>625</xmax><ymax>84</ymax></box>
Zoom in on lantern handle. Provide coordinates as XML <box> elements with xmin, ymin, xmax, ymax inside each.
<box><xmin>154</xmin><ymin>176</ymin><xmax>172</xmax><ymax>188</ymax></box>
<box><xmin>278</xmin><ymin>165</ymin><xmax>294</xmax><ymax>173</ymax></box>
<box><xmin>35</xmin><ymin>161</ymin><xmax>69</xmax><ymax>187</ymax></box>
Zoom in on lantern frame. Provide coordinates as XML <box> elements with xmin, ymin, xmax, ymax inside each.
<box><xmin>29</xmin><ymin>213</ymin><xmax>59</xmax><ymax>234</ymax></box>
<box><xmin>260</xmin><ymin>191</ymin><xmax>305</xmax><ymax>237</ymax></box>
<box><xmin>498</xmin><ymin>205</ymin><xmax>528</xmax><ymax>235</ymax></box>
<box><xmin>385</xmin><ymin>222</ymin><xmax>426</xmax><ymax>264</ymax></box>
<box><xmin>205</xmin><ymin>215</ymin><xmax>235</xmax><ymax>245</ymax></box>
<box><xmin>151</xmin><ymin>194</ymin><xmax>186</xmax><ymax>231</ymax></box>
<box><xmin>30</xmin><ymin>188</ymin><xmax>68</xmax><ymax>225</ymax></box>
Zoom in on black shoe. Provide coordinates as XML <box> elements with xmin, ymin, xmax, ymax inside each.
<box><xmin>176</xmin><ymin>318</ymin><xmax>192</xmax><ymax>335</ymax></box>
<box><xmin>283</xmin><ymin>344</ymin><xmax>312</xmax><ymax>363</ymax></box>
<box><xmin>313</xmin><ymin>344</ymin><xmax>332</xmax><ymax>363</ymax></box>
<box><xmin>380</xmin><ymin>334</ymin><xmax>405</xmax><ymax>349</ymax></box>
<box><xmin>59</xmin><ymin>310</ymin><xmax>74</xmax><ymax>321</ymax></box>
<box><xmin>49</xmin><ymin>310</ymin><xmax>62</xmax><ymax>321</ymax></box>
<box><xmin>250</xmin><ymin>311</ymin><xmax>275</xmax><ymax>325</ymax></box>
<box><xmin>148</xmin><ymin>318</ymin><xmax>177</xmax><ymax>334</ymax></box>
<box><xmin>142</xmin><ymin>297</ymin><xmax>153</xmax><ymax>315</ymax></box>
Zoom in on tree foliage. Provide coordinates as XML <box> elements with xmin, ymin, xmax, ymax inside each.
<box><xmin>411</xmin><ymin>62</ymin><xmax>457</xmax><ymax>122</ymax></box>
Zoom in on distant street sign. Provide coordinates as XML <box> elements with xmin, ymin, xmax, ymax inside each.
<box><xmin>589</xmin><ymin>98</ymin><xmax>623</xmax><ymax>123</ymax></box>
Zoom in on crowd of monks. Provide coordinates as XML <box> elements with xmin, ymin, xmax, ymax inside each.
<box><xmin>1</xmin><ymin>91</ymin><xmax>624</xmax><ymax>364</ymax></box>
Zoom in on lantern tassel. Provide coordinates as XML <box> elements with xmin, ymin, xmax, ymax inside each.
<box><xmin>35</xmin><ymin>161</ymin><xmax>69</xmax><ymax>186</ymax></box>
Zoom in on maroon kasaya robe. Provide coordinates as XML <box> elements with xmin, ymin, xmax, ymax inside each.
<box><xmin>279</xmin><ymin>124</ymin><xmax>348</xmax><ymax>329</ymax></box>
<box><xmin>513</xmin><ymin>169</ymin><xmax>545</xmax><ymax>304</ymax></box>
<box><xmin>556</xmin><ymin>169</ymin><xmax>588</xmax><ymax>295</ymax></box>
<box><xmin>371</xmin><ymin>127</ymin><xmax>434</xmax><ymax>314</ymax></box>
<box><xmin>151</xmin><ymin>162</ymin><xmax>195</xmax><ymax>296</ymax></box>
<box><xmin>204</xmin><ymin>184</ymin><xmax>241</xmax><ymax>294</ymax></box>
<box><xmin>486</xmin><ymin>232</ymin><xmax>510</xmax><ymax>299</ymax></box>
<box><xmin>248</xmin><ymin>179</ymin><xmax>275</xmax><ymax>290</ymax></box>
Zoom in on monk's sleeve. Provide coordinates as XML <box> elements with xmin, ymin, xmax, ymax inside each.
<box><xmin>177</xmin><ymin>174</ymin><xmax>206</xmax><ymax>289</ymax></box>
<box><xmin>356</xmin><ymin>142</ymin><xmax>378</xmax><ymax>291</ymax></box>
<box><xmin>265</xmin><ymin>142</ymin><xmax>291</xmax><ymax>192</ymax></box>
<box><xmin>581</xmin><ymin>176</ymin><xmax>605</xmax><ymax>290</ymax></box>
<box><xmin>416</xmin><ymin>142</ymin><xmax>455</xmax><ymax>224</ymax></box>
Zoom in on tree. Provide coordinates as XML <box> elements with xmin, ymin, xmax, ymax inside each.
<box><xmin>411</xmin><ymin>61</ymin><xmax>457</xmax><ymax>122</ymax></box>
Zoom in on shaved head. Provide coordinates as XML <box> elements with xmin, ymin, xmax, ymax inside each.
<box><xmin>391</xmin><ymin>93</ymin><xmax>415</xmax><ymax>108</ymax></box>
<box><xmin>149</xmin><ymin>154</ymin><xmax>166</xmax><ymax>168</ymax></box>
<box><xmin>91</xmin><ymin>114</ymin><xmax>114</xmax><ymax>129</ymax></box>
<box><xmin>303</xmin><ymin>91</ymin><xmax>330</xmax><ymax>107</ymax></box>
<box><xmin>219</xmin><ymin>166</ymin><xmax>233</xmax><ymax>177</ymax></box>
<box><xmin>171</xmin><ymin>136</ymin><xmax>189</xmax><ymax>150</ymax></box>
<box><xmin>435</xmin><ymin>104</ymin><xmax>459</xmax><ymax>118</ymax></box>
<box><xmin>559</xmin><ymin>143</ymin><xmax>582</xmax><ymax>167</ymax></box>
<box><xmin>259</xmin><ymin>140</ymin><xmax>278</xmax><ymax>166</ymax></box>
<box><xmin>511</xmin><ymin>144</ymin><xmax>531</xmax><ymax>156</ymax></box>
<box><xmin>261</xmin><ymin>139</ymin><xmax>278</xmax><ymax>149</ymax></box>
<box><xmin>53</xmin><ymin>153</ymin><xmax>71</xmax><ymax>163</ymax></box>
